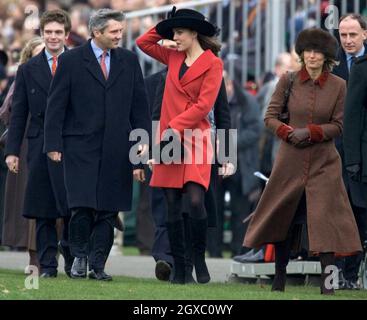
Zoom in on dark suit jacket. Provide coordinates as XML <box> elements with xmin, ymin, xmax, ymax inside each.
<box><xmin>333</xmin><ymin>44</ymin><xmax>367</xmax><ymax>82</ymax></box>
<box><xmin>344</xmin><ymin>55</ymin><xmax>367</xmax><ymax>183</ymax></box>
<box><xmin>44</xmin><ymin>40</ymin><xmax>151</xmax><ymax>211</ymax></box>
<box><xmin>231</xmin><ymin>81</ymin><xmax>262</xmax><ymax>196</ymax></box>
<box><xmin>144</xmin><ymin>68</ymin><xmax>167</xmax><ymax>116</ymax></box>
<box><xmin>332</xmin><ymin>44</ymin><xmax>367</xmax><ymax>208</ymax></box>
<box><xmin>5</xmin><ymin>49</ymin><xmax>68</xmax><ymax>218</ymax></box>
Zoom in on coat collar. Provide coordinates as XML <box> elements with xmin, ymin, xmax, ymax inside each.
<box><xmin>179</xmin><ymin>49</ymin><xmax>217</xmax><ymax>87</ymax></box>
<box><xmin>336</xmin><ymin>48</ymin><xmax>349</xmax><ymax>80</ymax></box>
<box><xmin>29</xmin><ymin>47</ymin><xmax>69</xmax><ymax>93</ymax></box>
<box><xmin>29</xmin><ymin>48</ymin><xmax>53</xmax><ymax>94</ymax></box>
<box><xmin>334</xmin><ymin>43</ymin><xmax>367</xmax><ymax>81</ymax></box>
<box><xmin>82</xmin><ymin>39</ymin><xmax>125</xmax><ymax>88</ymax></box>
<box><xmin>299</xmin><ymin>66</ymin><xmax>329</xmax><ymax>88</ymax></box>
<box><xmin>168</xmin><ymin>49</ymin><xmax>218</xmax><ymax>98</ymax></box>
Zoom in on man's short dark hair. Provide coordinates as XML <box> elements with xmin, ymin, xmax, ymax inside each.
<box><xmin>40</xmin><ymin>9</ymin><xmax>72</xmax><ymax>34</ymax></box>
<box><xmin>339</xmin><ymin>14</ymin><xmax>367</xmax><ymax>30</ymax></box>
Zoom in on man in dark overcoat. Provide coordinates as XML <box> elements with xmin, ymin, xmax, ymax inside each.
<box><xmin>333</xmin><ymin>14</ymin><xmax>367</xmax><ymax>289</ymax></box>
<box><xmin>5</xmin><ymin>10</ymin><xmax>73</xmax><ymax>277</ymax></box>
<box><xmin>44</xmin><ymin>9</ymin><xmax>150</xmax><ymax>281</ymax></box>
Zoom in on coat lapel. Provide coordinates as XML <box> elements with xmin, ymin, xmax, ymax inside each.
<box><xmin>179</xmin><ymin>50</ymin><xmax>215</xmax><ymax>87</ymax></box>
<box><xmin>342</xmin><ymin>43</ymin><xmax>367</xmax><ymax>82</ymax></box>
<box><xmin>168</xmin><ymin>52</ymin><xmax>187</xmax><ymax>96</ymax></box>
<box><xmin>30</xmin><ymin>49</ymin><xmax>52</xmax><ymax>94</ymax></box>
<box><xmin>83</xmin><ymin>40</ymin><xmax>107</xmax><ymax>87</ymax></box>
<box><xmin>339</xmin><ymin>50</ymin><xmax>349</xmax><ymax>82</ymax></box>
<box><xmin>106</xmin><ymin>49</ymin><xmax>125</xmax><ymax>89</ymax></box>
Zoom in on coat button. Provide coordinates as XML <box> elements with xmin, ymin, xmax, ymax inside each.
<box><xmin>30</xmin><ymin>89</ymin><xmax>35</xmax><ymax>94</ymax></box>
<box><xmin>37</xmin><ymin>112</ymin><xmax>43</xmax><ymax>118</ymax></box>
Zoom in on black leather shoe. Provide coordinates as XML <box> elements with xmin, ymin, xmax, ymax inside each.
<box><xmin>40</xmin><ymin>272</ymin><xmax>57</xmax><ymax>278</ymax></box>
<box><xmin>336</xmin><ymin>279</ymin><xmax>348</xmax><ymax>290</ymax></box>
<box><xmin>114</xmin><ymin>216</ymin><xmax>124</xmax><ymax>232</ymax></box>
<box><xmin>185</xmin><ymin>272</ymin><xmax>196</xmax><ymax>284</ymax></box>
<box><xmin>271</xmin><ymin>270</ymin><xmax>286</xmax><ymax>292</ymax></box>
<box><xmin>184</xmin><ymin>265</ymin><xmax>196</xmax><ymax>284</ymax></box>
<box><xmin>58</xmin><ymin>242</ymin><xmax>74</xmax><ymax>278</ymax></box>
<box><xmin>70</xmin><ymin>257</ymin><xmax>87</xmax><ymax>278</ymax></box>
<box><xmin>346</xmin><ymin>280</ymin><xmax>360</xmax><ymax>290</ymax></box>
<box><xmin>88</xmin><ymin>270</ymin><xmax>112</xmax><ymax>281</ymax></box>
<box><xmin>155</xmin><ymin>260</ymin><xmax>172</xmax><ymax>281</ymax></box>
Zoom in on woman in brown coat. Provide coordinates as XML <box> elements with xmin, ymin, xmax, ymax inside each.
<box><xmin>0</xmin><ymin>37</ymin><xmax>44</xmax><ymax>271</ymax></box>
<box><xmin>244</xmin><ymin>28</ymin><xmax>362</xmax><ymax>294</ymax></box>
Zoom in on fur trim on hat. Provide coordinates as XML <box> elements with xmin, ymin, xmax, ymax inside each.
<box><xmin>295</xmin><ymin>28</ymin><xmax>338</xmax><ymax>60</ymax></box>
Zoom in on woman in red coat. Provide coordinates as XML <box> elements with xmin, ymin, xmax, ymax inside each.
<box><xmin>136</xmin><ymin>7</ymin><xmax>223</xmax><ymax>284</ymax></box>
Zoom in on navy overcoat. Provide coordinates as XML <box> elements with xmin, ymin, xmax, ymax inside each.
<box><xmin>5</xmin><ymin>49</ymin><xmax>68</xmax><ymax>219</ymax></box>
<box><xmin>44</xmin><ymin>40</ymin><xmax>151</xmax><ymax>212</ymax></box>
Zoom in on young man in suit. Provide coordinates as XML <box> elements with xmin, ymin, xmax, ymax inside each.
<box><xmin>5</xmin><ymin>10</ymin><xmax>73</xmax><ymax>278</ymax></box>
<box><xmin>44</xmin><ymin>9</ymin><xmax>150</xmax><ymax>281</ymax></box>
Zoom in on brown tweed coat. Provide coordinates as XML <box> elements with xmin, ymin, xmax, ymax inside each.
<box><xmin>244</xmin><ymin>68</ymin><xmax>362</xmax><ymax>255</ymax></box>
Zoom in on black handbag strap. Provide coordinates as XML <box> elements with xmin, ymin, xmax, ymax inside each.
<box><xmin>282</xmin><ymin>72</ymin><xmax>295</xmax><ymax>115</ymax></box>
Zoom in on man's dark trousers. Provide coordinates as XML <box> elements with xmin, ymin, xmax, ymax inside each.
<box><xmin>69</xmin><ymin>208</ymin><xmax>117</xmax><ymax>271</ymax></box>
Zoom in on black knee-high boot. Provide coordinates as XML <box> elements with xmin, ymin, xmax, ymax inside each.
<box><xmin>190</xmin><ymin>218</ymin><xmax>210</xmax><ymax>283</ymax></box>
<box><xmin>183</xmin><ymin>215</ymin><xmax>196</xmax><ymax>284</ymax></box>
<box><xmin>320</xmin><ymin>252</ymin><xmax>335</xmax><ymax>295</ymax></box>
<box><xmin>167</xmin><ymin>220</ymin><xmax>186</xmax><ymax>284</ymax></box>
<box><xmin>272</xmin><ymin>239</ymin><xmax>292</xmax><ymax>292</ymax></box>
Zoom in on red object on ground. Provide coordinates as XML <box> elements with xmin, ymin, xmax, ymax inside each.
<box><xmin>264</xmin><ymin>244</ymin><xmax>275</xmax><ymax>262</ymax></box>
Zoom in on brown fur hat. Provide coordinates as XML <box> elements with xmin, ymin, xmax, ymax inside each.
<box><xmin>295</xmin><ymin>28</ymin><xmax>338</xmax><ymax>60</ymax></box>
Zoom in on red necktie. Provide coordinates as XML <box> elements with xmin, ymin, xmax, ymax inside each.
<box><xmin>100</xmin><ymin>51</ymin><xmax>108</xmax><ymax>79</ymax></box>
<box><xmin>51</xmin><ymin>56</ymin><xmax>57</xmax><ymax>76</ymax></box>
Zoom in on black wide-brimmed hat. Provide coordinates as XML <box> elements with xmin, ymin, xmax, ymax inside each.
<box><xmin>295</xmin><ymin>28</ymin><xmax>338</xmax><ymax>60</ymax></box>
<box><xmin>156</xmin><ymin>6</ymin><xmax>219</xmax><ymax>40</ymax></box>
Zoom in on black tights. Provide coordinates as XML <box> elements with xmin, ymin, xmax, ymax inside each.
<box><xmin>163</xmin><ymin>182</ymin><xmax>207</xmax><ymax>222</ymax></box>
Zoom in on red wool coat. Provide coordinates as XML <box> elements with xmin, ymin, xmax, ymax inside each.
<box><xmin>136</xmin><ymin>27</ymin><xmax>223</xmax><ymax>190</ymax></box>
